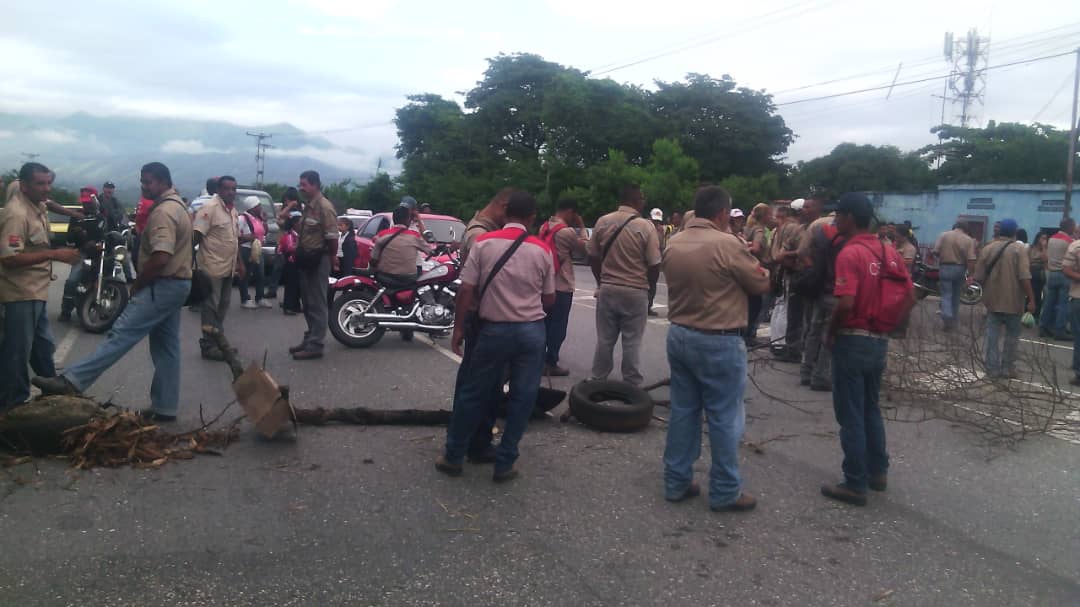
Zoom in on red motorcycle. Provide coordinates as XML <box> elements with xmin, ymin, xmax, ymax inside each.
<box><xmin>328</xmin><ymin>245</ymin><xmax>461</xmax><ymax>348</ymax></box>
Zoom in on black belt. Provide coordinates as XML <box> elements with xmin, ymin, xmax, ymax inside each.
<box><xmin>673</xmin><ymin>323</ymin><xmax>746</xmax><ymax>337</ymax></box>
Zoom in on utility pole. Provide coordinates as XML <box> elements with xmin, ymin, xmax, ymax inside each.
<box><xmin>1064</xmin><ymin>48</ymin><xmax>1080</xmax><ymax>219</ymax></box>
<box><xmin>245</xmin><ymin>132</ymin><xmax>273</xmax><ymax>186</ymax></box>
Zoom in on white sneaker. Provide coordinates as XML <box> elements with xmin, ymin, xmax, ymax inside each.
<box><xmin>241</xmin><ymin>301</ymin><xmax>258</xmax><ymax>309</ymax></box>
<box><xmin>258</xmin><ymin>300</ymin><xmax>273</xmax><ymax>308</ymax></box>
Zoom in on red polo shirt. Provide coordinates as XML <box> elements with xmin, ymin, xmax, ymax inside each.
<box><xmin>833</xmin><ymin>233</ymin><xmax>912</xmax><ymax>331</ymax></box>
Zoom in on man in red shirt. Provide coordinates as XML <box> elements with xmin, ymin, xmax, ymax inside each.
<box><xmin>823</xmin><ymin>193</ymin><xmax>915</xmax><ymax>506</ymax></box>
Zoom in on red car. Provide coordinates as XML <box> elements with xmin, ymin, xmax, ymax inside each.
<box><xmin>350</xmin><ymin>212</ymin><xmax>467</xmax><ymax>271</ymax></box>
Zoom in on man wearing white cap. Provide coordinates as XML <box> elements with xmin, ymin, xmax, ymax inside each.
<box><xmin>648</xmin><ymin>207</ymin><xmax>665</xmax><ymax>316</ymax></box>
<box><xmin>237</xmin><ymin>195</ymin><xmax>271</xmax><ymax>309</ymax></box>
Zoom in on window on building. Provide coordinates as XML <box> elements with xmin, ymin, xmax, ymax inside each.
<box><xmin>967</xmin><ymin>197</ymin><xmax>994</xmax><ymax>210</ymax></box>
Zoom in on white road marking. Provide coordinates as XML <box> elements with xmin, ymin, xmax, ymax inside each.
<box><xmin>54</xmin><ymin>329</ymin><xmax>79</xmax><ymax>365</ymax></box>
<box><xmin>1019</xmin><ymin>338</ymin><xmax>1072</xmax><ymax>351</ymax></box>
<box><xmin>416</xmin><ymin>334</ymin><xmax>462</xmax><ymax>364</ymax></box>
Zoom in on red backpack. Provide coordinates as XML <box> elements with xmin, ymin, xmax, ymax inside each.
<box><xmin>853</xmin><ymin>240</ymin><xmax>913</xmax><ymax>334</ymax></box>
<box><xmin>539</xmin><ymin>221</ymin><xmax>568</xmax><ymax>273</ymax></box>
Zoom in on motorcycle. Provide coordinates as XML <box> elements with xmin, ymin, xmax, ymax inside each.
<box><xmin>912</xmin><ymin>262</ymin><xmax>982</xmax><ymax>305</ymax></box>
<box><xmin>328</xmin><ymin>244</ymin><xmax>461</xmax><ymax>348</ymax></box>
<box><xmin>69</xmin><ymin>216</ymin><xmax>131</xmax><ymax>333</ymax></box>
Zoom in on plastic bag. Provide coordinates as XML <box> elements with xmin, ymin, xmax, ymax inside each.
<box><xmin>769</xmin><ymin>296</ymin><xmax>788</xmax><ymax>348</ymax></box>
<box><xmin>1021</xmin><ymin>311</ymin><xmax>1036</xmax><ymax>328</ymax></box>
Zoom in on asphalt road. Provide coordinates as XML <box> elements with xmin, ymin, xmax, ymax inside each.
<box><xmin>0</xmin><ymin>267</ymin><xmax>1077</xmax><ymax>606</ymax></box>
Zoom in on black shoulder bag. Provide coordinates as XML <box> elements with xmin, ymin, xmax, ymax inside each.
<box><xmin>371</xmin><ymin>227</ymin><xmax>407</xmax><ymax>268</ymax></box>
<box><xmin>462</xmin><ymin>231</ymin><xmax>530</xmax><ymax>343</ymax></box>
<box><xmin>977</xmin><ymin>240</ymin><xmax>1012</xmax><ymax>285</ymax></box>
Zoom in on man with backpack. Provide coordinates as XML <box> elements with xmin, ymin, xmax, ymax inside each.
<box><xmin>822</xmin><ymin>193</ymin><xmax>915</xmax><ymax>506</ymax></box>
<box><xmin>974</xmin><ymin>219</ymin><xmax>1034</xmax><ymax>379</ymax></box>
<box><xmin>796</xmin><ymin>210</ymin><xmax>842</xmax><ymax>391</ymax></box>
<box><xmin>539</xmin><ymin>198</ymin><xmax>587</xmax><ymax>377</ymax></box>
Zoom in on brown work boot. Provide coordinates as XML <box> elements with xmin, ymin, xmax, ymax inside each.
<box><xmin>543</xmin><ymin>364</ymin><xmax>570</xmax><ymax>377</ymax></box>
<box><xmin>710</xmin><ymin>492</ymin><xmax>757</xmax><ymax>512</ymax></box>
<box><xmin>288</xmin><ymin>343</ymin><xmax>307</xmax><ymax>354</ymax></box>
<box><xmin>492</xmin><ymin>467</ymin><xmax>519</xmax><ymax>484</ymax></box>
<box><xmin>821</xmin><ymin>483</ymin><xmax>868</xmax><ymax>506</ymax></box>
<box><xmin>434</xmin><ymin>455</ymin><xmax>463</xmax><ymax>477</ymax></box>
<box><xmin>869</xmin><ymin>475</ymin><xmax>887</xmax><ymax>492</ymax></box>
<box><xmin>666</xmin><ymin>481</ymin><xmax>701</xmax><ymax>503</ymax></box>
<box><xmin>292</xmin><ymin>349</ymin><xmax>323</xmax><ymax>360</ymax></box>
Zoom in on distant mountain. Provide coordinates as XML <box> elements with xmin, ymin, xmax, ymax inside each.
<box><xmin>0</xmin><ymin>112</ymin><xmax>374</xmax><ymax>204</ymax></box>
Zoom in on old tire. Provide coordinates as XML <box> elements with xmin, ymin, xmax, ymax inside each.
<box><xmin>329</xmin><ymin>290</ymin><xmax>385</xmax><ymax>348</ymax></box>
<box><xmin>569</xmin><ymin>380</ymin><xmax>654</xmax><ymax>433</ymax></box>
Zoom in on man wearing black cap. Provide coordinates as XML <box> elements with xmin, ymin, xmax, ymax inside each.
<box><xmin>976</xmin><ymin>219</ymin><xmax>1034</xmax><ymax>378</ymax></box>
<box><xmin>100</xmin><ymin>181</ymin><xmax>126</xmax><ymax>232</ymax></box>
<box><xmin>823</xmin><ymin>193</ymin><xmax>915</xmax><ymax>506</ymax></box>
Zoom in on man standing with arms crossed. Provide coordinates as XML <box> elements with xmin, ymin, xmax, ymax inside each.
<box><xmin>36</xmin><ymin>162</ymin><xmax>193</xmax><ymax>422</ymax></box>
<box><xmin>588</xmin><ymin>184</ymin><xmax>662</xmax><ymax>386</ymax></box>
<box><xmin>932</xmin><ymin>220</ymin><xmax>977</xmax><ymax>333</ymax></box>
<box><xmin>662</xmin><ymin>185</ymin><xmax>769</xmax><ymax>512</ymax></box>
<box><xmin>0</xmin><ymin>163</ymin><xmax>83</xmax><ymax>410</ymax></box>
<box><xmin>193</xmin><ymin>176</ymin><xmax>244</xmax><ymax>361</ymax></box>
<box><xmin>539</xmin><ymin>197</ymin><xmax>587</xmax><ymax>377</ymax></box>
<box><xmin>1040</xmin><ymin>218</ymin><xmax>1075</xmax><ymax>340</ymax></box>
<box><xmin>289</xmin><ymin>170</ymin><xmax>339</xmax><ymax>360</ymax></box>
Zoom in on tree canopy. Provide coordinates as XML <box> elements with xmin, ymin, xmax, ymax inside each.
<box><xmin>922</xmin><ymin>121</ymin><xmax>1078</xmax><ymax>185</ymax></box>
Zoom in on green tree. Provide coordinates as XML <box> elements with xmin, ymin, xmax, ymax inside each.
<box><xmin>923</xmin><ymin>121</ymin><xmax>1078</xmax><ymax>184</ymax></box>
<box><xmin>581</xmin><ymin>149</ymin><xmax>645</xmax><ymax>222</ymax></box>
<box><xmin>642</xmin><ymin>139</ymin><xmax>699</xmax><ymax>215</ymax></box>
<box><xmin>718</xmin><ymin>173</ymin><xmax>781</xmax><ymax>211</ymax></box>
<box><xmin>788</xmin><ymin>143</ymin><xmax>936</xmax><ymax>198</ymax></box>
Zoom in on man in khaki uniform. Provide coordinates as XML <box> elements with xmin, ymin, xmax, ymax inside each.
<box><xmin>290</xmin><ymin>170</ymin><xmax>339</xmax><ymax>360</ymax></box>
<box><xmin>662</xmin><ymin>185</ymin><xmax>769</xmax><ymax>512</ymax></box>
<box><xmin>796</xmin><ymin>211</ymin><xmax>840</xmax><ymax>391</ymax></box>
<box><xmin>588</xmin><ymin>184</ymin><xmax>662</xmax><ymax>386</ymax></box>
<box><xmin>540</xmin><ymin>197</ymin><xmax>587</xmax><ymax>376</ymax></box>
<box><xmin>1061</xmin><ymin>235</ymin><xmax>1080</xmax><ymax>384</ymax></box>
<box><xmin>193</xmin><ymin>175</ymin><xmax>244</xmax><ymax>360</ymax></box>
<box><xmin>932</xmin><ymin>221</ymin><xmax>977</xmax><ymax>332</ymax></box>
<box><xmin>36</xmin><ymin>162</ymin><xmax>193</xmax><ymax>422</ymax></box>
<box><xmin>0</xmin><ymin>163</ymin><xmax>82</xmax><ymax>409</ymax></box>
<box><xmin>372</xmin><ymin>206</ymin><xmax>432</xmax><ymax>280</ymax></box>
<box><xmin>974</xmin><ymin>219</ymin><xmax>1033</xmax><ymax>378</ymax></box>
<box><xmin>460</xmin><ymin>188</ymin><xmax>511</xmax><ymax>265</ymax></box>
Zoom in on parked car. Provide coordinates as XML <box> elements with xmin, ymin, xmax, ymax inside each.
<box><xmin>351</xmin><ymin>212</ymin><xmax>466</xmax><ymax>271</ymax></box>
<box><xmin>189</xmin><ymin>188</ymin><xmax>278</xmax><ymax>248</ymax></box>
<box><xmin>48</xmin><ymin>204</ymin><xmax>83</xmax><ymax>246</ymax></box>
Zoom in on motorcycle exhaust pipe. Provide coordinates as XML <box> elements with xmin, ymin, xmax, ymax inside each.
<box><xmin>378</xmin><ymin>321</ymin><xmax>454</xmax><ymax>331</ymax></box>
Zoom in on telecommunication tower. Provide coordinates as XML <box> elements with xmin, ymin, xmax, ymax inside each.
<box><xmin>943</xmin><ymin>29</ymin><xmax>990</xmax><ymax>128</ymax></box>
<box><xmin>245</xmin><ymin>131</ymin><xmax>274</xmax><ymax>186</ymax></box>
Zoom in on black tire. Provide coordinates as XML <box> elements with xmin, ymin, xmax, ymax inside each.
<box><xmin>329</xmin><ymin>289</ymin><xmax>385</xmax><ymax>348</ymax></box>
<box><xmin>568</xmin><ymin>380</ymin><xmax>654</xmax><ymax>433</ymax></box>
<box><xmin>960</xmin><ymin>283</ymin><xmax>982</xmax><ymax>306</ymax></box>
<box><xmin>78</xmin><ymin>279</ymin><xmax>128</xmax><ymax>333</ymax></box>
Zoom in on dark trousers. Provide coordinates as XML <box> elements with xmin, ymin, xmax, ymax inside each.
<box><xmin>785</xmin><ymin>290</ymin><xmax>806</xmax><ymax>357</ymax></box>
<box><xmin>831</xmin><ymin>334</ymin><xmax>889</xmax><ymax>492</ymax></box>
<box><xmin>0</xmin><ymin>301</ymin><xmax>56</xmax><ymax>409</ymax></box>
<box><xmin>747</xmin><ymin>294</ymin><xmax>763</xmax><ymax>343</ymax></box>
<box><xmin>239</xmin><ymin>252</ymin><xmax>264</xmax><ymax>302</ymax></box>
<box><xmin>61</xmin><ymin>260</ymin><xmax>85</xmax><ymax>315</ymax></box>
<box><xmin>264</xmin><ymin>251</ymin><xmax>281</xmax><ymax>296</ymax></box>
<box><xmin>1030</xmin><ymin>266</ymin><xmax>1045</xmax><ymax>317</ymax></box>
<box><xmin>544</xmin><ymin>291</ymin><xmax>574</xmax><ymax>366</ymax></box>
<box><xmin>281</xmin><ymin>261</ymin><xmax>302</xmax><ymax>313</ymax></box>
<box><xmin>648</xmin><ymin>273</ymin><xmax>658</xmax><ymax>310</ymax></box>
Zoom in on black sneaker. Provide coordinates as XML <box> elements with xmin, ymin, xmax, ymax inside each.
<box><xmin>137</xmin><ymin>408</ymin><xmax>177</xmax><ymax>423</ymax></box>
<box><xmin>31</xmin><ymin>375</ymin><xmax>79</xmax><ymax>396</ymax></box>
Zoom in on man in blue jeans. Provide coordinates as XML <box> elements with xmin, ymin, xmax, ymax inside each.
<box><xmin>35</xmin><ymin>162</ymin><xmax>193</xmax><ymax>422</ymax></box>
<box><xmin>0</xmin><ymin>162</ymin><xmax>83</xmax><ymax>410</ymax></box>
<box><xmin>436</xmin><ymin>190</ymin><xmax>555</xmax><ymax>483</ymax></box>
<box><xmin>661</xmin><ymin>185</ymin><xmax>770</xmax><ymax>512</ymax></box>
<box><xmin>1060</xmin><ymin>236</ymin><xmax>1080</xmax><ymax>385</ymax></box>
<box><xmin>823</xmin><ymin>193</ymin><xmax>915</xmax><ymax>506</ymax></box>
<box><xmin>974</xmin><ymin>219</ymin><xmax>1034</xmax><ymax>378</ymax></box>
<box><xmin>932</xmin><ymin>220</ymin><xmax>976</xmax><ymax>332</ymax></box>
<box><xmin>539</xmin><ymin>197</ymin><xmax>587</xmax><ymax>377</ymax></box>
<box><xmin>1040</xmin><ymin>218</ymin><xmax>1075</xmax><ymax>340</ymax></box>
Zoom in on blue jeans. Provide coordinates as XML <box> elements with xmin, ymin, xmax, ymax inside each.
<box><xmin>1070</xmin><ymin>300</ymin><xmax>1080</xmax><ymax>378</ymax></box>
<box><xmin>450</xmin><ymin>327</ymin><xmax>506</xmax><ymax>457</ymax></box>
<box><xmin>984</xmin><ymin>312</ymin><xmax>1021</xmax><ymax>376</ymax></box>
<box><xmin>544</xmin><ymin>291</ymin><xmax>573</xmax><ymax>366</ymax></box>
<box><xmin>831</xmin><ymin>334</ymin><xmax>889</xmax><ymax>493</ymax></box>
<box><xmin>938</xmin><ymin>264</ymin><xmax>966</xmax><ymax>328</ymax></box>
<box><xmin>444</xmin><ymin>320</ymin><xmax>545</xmax><ymax>473</ymax></box>
<box><xmin>239</xmin><ymin>251</ymin><xmax>264</xmax><ymax>302</ymax></box>
<box><xmin>664</xmin><ymin>324</ymin><xmax>747</xmax><ymax>508</ymax></box>
<box><xmin>1041</xmin><ymin>270</ymin><xmax>1069</xmax><ymax>337</ymax></box>
<box><xmin>0</xmin><ymin>301</ymin><xmax>57</xmax><ymax>409</ymax></box>
<box><xmin>63</xmin><ymin>279</ymin><xmax>190</xmax><ymax>416</ymax></box>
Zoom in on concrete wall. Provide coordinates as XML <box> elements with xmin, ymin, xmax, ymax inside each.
<box><xmin>870</xmin><ymin>184</ymin><xmax>1068</xmax><ymax>248</ymax></box>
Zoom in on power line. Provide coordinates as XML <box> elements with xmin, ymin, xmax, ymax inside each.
<box><xmin>774</xmin><ymin>50</ymin><xmax>1078</xmax><ymax>107</ymax></box>
<box><xmin>1032</xmin><ymin>71</ymin><xmax>1075</xmax><ymax>122</ymax></box>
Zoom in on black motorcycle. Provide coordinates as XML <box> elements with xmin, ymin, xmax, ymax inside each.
<box><xmin>68</xmin><ymin>216</ymin><xmax>130</xmax><ymax>333</ymax></box>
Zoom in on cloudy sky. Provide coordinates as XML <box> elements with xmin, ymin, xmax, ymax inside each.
<box><xmin>4</xmin><ymin>0</ymin><xmax>1080</xmax><ymax>172</ymax></box>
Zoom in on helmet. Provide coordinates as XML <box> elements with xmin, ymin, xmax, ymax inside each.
<box><xmin>238</xmin><ymin>195</ymin><xmax>261</xmax><ymax>212</ymax></box>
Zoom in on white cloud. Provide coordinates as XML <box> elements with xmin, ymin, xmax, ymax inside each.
<box><xmin>298</xmin><ymin>0</ymin><xmax>398</xmax><ymax>20</ymax></box>
<box><xmin>32</xmin><ymin>129</ymin><xmax>77</xmax><ymax>144</ymax></box>
<box><xmin>269</xmin><ymin>144</ymin><xmax>392</xmax><ymax>173</ymax></box>
<box><xmin>161</xmin><ymin>139</ymin><xmax>226</xmax><ymax>154</ymax></box>
<box><xmin>0</xmin><ymin>130</ymin><xmax>13</xmax><ymax>139</ymax></box>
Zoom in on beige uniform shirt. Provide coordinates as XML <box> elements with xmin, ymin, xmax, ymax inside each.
<box><xmin>975</xmin><ymin>238</ymin><xmax>1030</xmax><ymax>315</ymax></box>
<box><xmin>372</xmin><ymin>227</ymin><xmax>430</xmax><ymax>276</ymax></box>
<box><xmin>461</xmin><ymin>213</ymin><xmax>500</xmax><ymax>266</ymax></box>
<box><xmin>797</xmin><ymin>214</ymin><xmax>835</xmax><ymax>265</ymax></box>
<box><xmin>663</xmin><ymin>217</ymin><xmax>770</xmax><ymax>331</ymax></box>
<box><xmin>934</xmin><ymin>228</ymin><xmax>977</xmax><ymax>265</ymax></box>
<box><xmin>1061</xmin><ymin>240</ymin><xmax>1080</xmax><ymax>299</ymax></box>
<box><xmin>744</xmin><ymin>225</ymin><xmax>767</xmax><ymax>262</ymax></box>
<box><xmin>461</xmin><ymin>224</ymin><xmax>555</xmax><ymax>323</ymax></box>
<box><xmin>0</xmin><ymin>190</ymin><xmax>53</xmax><ymax>302</ymax></box>
<box><xmin>192</xmin><ymin>195</ymin><xmax>239</xmax><ymax>279</ymax></box>
<box><xmin>587</xmin><ymin>206</ymin><xmax>662</xmax><ymax>291</ymax></box>
<box><xmin>140</xmin><ymin>190</ymin><xmax>193</xmax><ymax>280</ymax></box>
<box><xmin>543</xmin><ymin>217</ymin><xmax>586</xmax><ymax>293</ymax></box>
<box><xmin>299</xmin><ymin>194</ymin><xmax>339</xmax><ymax>252</ymax></box>
<box><xmin>896</xmin><ymin>241</ymin><xmax>917</xmax><ymax>267</ymax></box>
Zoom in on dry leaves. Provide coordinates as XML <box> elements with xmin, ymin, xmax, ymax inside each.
<box><xmin>60</xmin><ymin>411</ymin><xmax>240</xmax><ymax>470</ymax></box>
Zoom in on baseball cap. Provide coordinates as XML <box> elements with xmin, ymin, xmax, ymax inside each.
<box><xmin>400</xmin><ymin>196</ymin><xmax>418</xmax><ymax>210</ymax></box>
<box><xmin>103</xmin><ymin>181</ymin><xmax>115</xmax><ymax>188</ymax></box>
<box><xmin>999</xmin><ymin>218</ymin><xmax>1018</xmax><ymax>237</ymax></box>
<box><xmin>730</xmin><ymin>208</ymin><xmax>745</xmax><ymax>219</ymax></box>
<box><xmin>835</xmin><ymin>193</ymin><xmax>873</xmax><ymax>223</ymax></box>
<box><xmin>789</xmin><ymin>198</ymin><xmax>806</xmax><ymax>211</ymax></box>
<box><xmin>650</xmin><ymin>208</ymin><xmax>664</xmax><ymax>221</ymax></box>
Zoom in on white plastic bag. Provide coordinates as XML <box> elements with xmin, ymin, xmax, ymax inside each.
<box><xmin>769</xmin><ymin>296</ymin><xmax>787</xmax><ymax>347</ymax></box>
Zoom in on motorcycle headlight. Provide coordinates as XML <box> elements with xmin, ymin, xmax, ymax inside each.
<box><xmin>113</xmin><ymin>245</ymin><xmax>127</xmax><ymax>262</ymax></box>
<box><xmin>83</xmin><ymin>258</ymin><xmax>93</xmax><ymax>267</ymax></box>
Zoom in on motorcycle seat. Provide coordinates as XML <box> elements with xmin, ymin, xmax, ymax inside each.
<box><xmin>376</xmin><ymin>272</ymin><xmax>419</xmax><ymax>289</ymax></box>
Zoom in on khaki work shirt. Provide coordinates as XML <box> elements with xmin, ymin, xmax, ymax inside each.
<box><xmin>1061</xmin><ymin>240</ymin><xmax>1080</xmax><ymax>299</ymax></box>
<box><xmin>140</xmin><ymin>189</ymin><xmax>193</xmax><ymax>280</ymax></box>
<box><xmin>975</xmin><ymin>238</ymin><xmax>1030</xmax><ymax>315</ymax></box>
<box><xmin>744</xmin><ymin>225</ymin><xmax>767</xmax><ymax>262</ymax></box>
<box><xmin>372</xmin><ymin>227</ymin><xmax>430</xmax><ymax>276</ymax></box>
<box><xmin>543</xmin><ymin>217</ymin><xmax>586</xmax><ymax>293</ymax></box>
<box><xmin>299</xmin><ymin>194</ymin><xmax>339</xmax><ymax>252</ymax></box>
<box><xmin>587</xmin><ymin>206</ymin><xmax>661</xmax><ymax>291</ymax></box>
<box><xmin>797</xmin><ymin>215</ymin><xmax>835</xmax><ymax>264</ymax></box>
<box><xmin>461</xmin><ymin>212</ymin><xmax>500</xmax><ymax>266</ymax></box>
<box><xmin>663</xmin><ymin>218</ymin><xmax>770</xmax><ymax>331</ymax></box>
<box><xmin>0</xmin><ymin>190</ymin><xmax>53</xmax><ymax>302</ymax></box>
<box><xmin>896</xmin><ymin>241</ymin><xmax>917</xmax><ymax>267</ymax></box>
<box><xmin>461</xmin><ymin>224</ymin><xmax>555</xmax><ymax>323</ymax></box>
<box><xmin>934</xmin><ymin>228</ymin><xmax>977</xmax><ymax>265</ymax></box>
<box><xmin>192</xmin><ymin>195</ymin><xmax>239</xmax><ymax>279</ymax></box>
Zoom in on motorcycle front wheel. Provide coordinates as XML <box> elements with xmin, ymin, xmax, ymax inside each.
<box><xmin>329</xmin><ymin>290</ymin><xmax>385</xmax><ymax>348</ymax></box>
<box><xmin>79</xmin><ymin>279</ymin><xmax>129</xmax><ymax>333</ymax></box>
<box><xmin>960</xmin><ymin>283</ymin><xmax>983</xmax><ymax>306</ymax></box>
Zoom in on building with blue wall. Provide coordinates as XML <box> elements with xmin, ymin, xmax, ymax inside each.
<box><xmin>870</xmin><ymin>184</ymin><xmax>1069</xmax><ymax>249</ymax></box>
